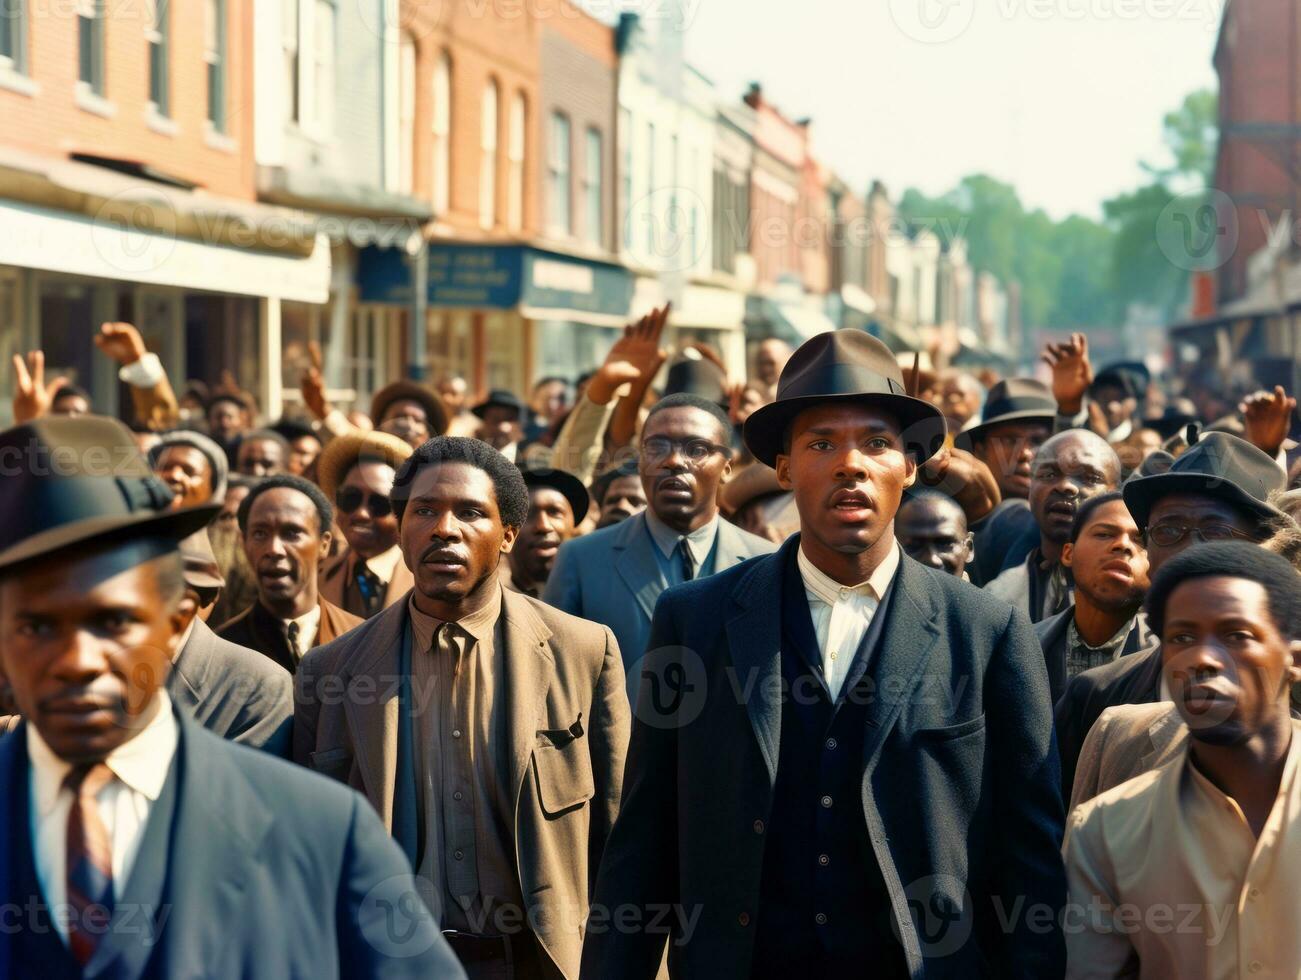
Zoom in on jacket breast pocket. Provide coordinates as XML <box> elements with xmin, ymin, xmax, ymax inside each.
<box><xmin>309</xmin><ymin>746</ymin><xmax>353</xmax><ymax>781</ymax></box>
<box><xmin>531</xmin><ymin>732</ymin><xmax>595</xmax><ymax>817</ymax></box>
<box><xmin>914</xmin><ymin>714</ymin><xmax>986</xmax><ymax>742</ymax></box>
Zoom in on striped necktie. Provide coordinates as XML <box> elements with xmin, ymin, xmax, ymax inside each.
<box><xmin>65</xmin><ymin>762</ymin><xmax>116</xmax><ymax>965</ymax></box>
<box><xmin>678</xmin><ymin>539</ymin><xmax>695</xmax><ymax>582</ymax></box>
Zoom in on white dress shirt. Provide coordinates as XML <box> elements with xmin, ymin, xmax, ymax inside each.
<box><xmin>797</xmin><ymin>543</ymin><xmax>901</xmax><ymax>701</ymax></box>
<box><xmin>282</xmin><ymin>604</ymin><xmax>322</xmax><ymax>660</ymax></box>
<box><xmin>28</xmin><ymin>690</ymin><xmax>179</xmax><ymax>942</ymax></box>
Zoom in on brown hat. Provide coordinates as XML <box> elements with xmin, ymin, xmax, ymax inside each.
<box><xmin>180</xmin><ymin>529</ymin><xmax>225</xmax><ymax>592</ymax></box>
<box><xmin>316</xmin><ymin>430</ymin><xmax>414</xmax><ymax>499</ymax></box>
<box><xmin>370</xmin><ymin>381</ymin><xmax>449</xmax><ymax>436</ymax></box>
<box><xmin>720</xmin><ymin>464</ymin><xmax>786</xmax><ymax>516</ymax></box>
<box><xmin>742</xmin><ymin>331</ymin><xmax>946</xmax><ymax>467</ymax></box>
<box><xmin>0</xmin><ymin>416</ymin><xmax>218</xmax><ymax>572</ymax></box>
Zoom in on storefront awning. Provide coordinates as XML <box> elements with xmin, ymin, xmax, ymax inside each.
<box><xmin>0</xmin><ymin>199</ymin><xmax>332</xmax><ymax>303</ymax></box>
<box><xmin>745</xmin><ymin>294</ymin><xmax>837</xmax><ymax>345</ymax></box>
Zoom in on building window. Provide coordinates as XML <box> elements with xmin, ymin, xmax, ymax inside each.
<box><xmin>282</xmin><ymin>0</ymin><xmax>299</xmax><ymax>123</ymax></box>
<box><xmin>77</xmin><ymin>0</ymin><xmax>105</xmax><ymax>96</ymax></box>
<box><xmin>204</xmin><ymin>0</ymin><xmax>226</xmax><ymax>131</ymax></box>
<box><xmin>645</xmin><ymin>121</ymin><xmax>655</xmax><ymax>254</ymax></box>
<box><xmin>479</xmin><ymin>80</ymin><xmax>498</xmax><ymax>230</ymax></box>
<box><xmin>432</xmin><ymin>51</ymin><xmax>451</xmax><ymax>214</ymax></box>
<box><xmin>145</xmin><ymin>0</ymin><xmax>169</xmax><ymax>115</ymax></box>
<box><xmin>311</xmin><ymin>0</ymin><xmax>335</xmax><ymax>133</ymax></box>
<box><xmin>584</xmin><ymin>128</ymin><xmax>603</xmax><ymax>247</ymax></box>
<box><xmin>548</xmin><ymin>112</ymin><xmax>571</xmax><ymax>237</ymax></box>
<box><xmin>619</xmin><ymin>108</ymin><xmax>631</xmax><ymax>249</ymax></box>
<box><xmin>507</xmin><ymin>94</ymin><xmax>526</xmax><ymax>232</ymax></box>
<box><xmin>1</xmin><ymin>0</ymin><xmax>28</xmax><ymax>75</ymax></box>
<box><xmin>397</xmin><ymin>32</ymin><xmax>416</xmax><ymax>195</ymax></box>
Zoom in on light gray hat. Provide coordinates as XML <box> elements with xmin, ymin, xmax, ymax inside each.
<box><xmin>148</xmin><ymin>429</ymin><xmax>229</xmax><ymax>503</ymax></box>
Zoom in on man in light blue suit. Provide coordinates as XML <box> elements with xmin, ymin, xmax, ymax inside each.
<box><xmin>544</xmin><ymin>394</ymin><xmax>776</xmax><ymax>680</ymax></box>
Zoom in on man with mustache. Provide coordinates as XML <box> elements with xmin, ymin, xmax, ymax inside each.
<box><xmin>543</xmin><ymin>393</ymin><xmax>775</xmax><ymax>680</ymax></box>
<box><xmin>582</xmin><ymin>331</ymin><xmax>1066</xmax><ymax>979</ymax></box>
<box><xmin>294</xmin><ymin>437</ymin><xmax>630</xmax><ymax>980</ymax></box>
<box><xmin>986</xmin><ymin>428</ymin><xmax>1121</xmax><ymax>624</ymax></box>
<box><xmin>217</xmin><ymin>475</ymin><xmax>362</xmax><ymax>673</ymax></box>
<box><xmin>506</xmin><ymin>467</ymin><xmax>588</xmax><ymax>599</ymax></box>
<box><xmin>1063</xmin><ymin>543</ymin><xmax>1301</xmax><ymax>979</ymax></box>
<box><xmin>0</xmin><ymin>416</ymin><xmax>462</xmax><ymax>978</ymax></box>
<box><xmin>317</xmin><ymin>431</ymin><xmax>415</xmax><ymax>619</ymax></box>
<box><xmin>1034</xmin><ymin>492</ymin><xmax>1153</xmax><ymax>705</ymax></box>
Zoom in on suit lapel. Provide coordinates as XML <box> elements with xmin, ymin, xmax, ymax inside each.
<box><xmin>725</xmin><ymin>540</ymin><xmax>790</xmax><ymax>787</ymax></box>
<box><xmin>860</xmin><ymin>559</ymin><xmax>943</xmax><ymax>776</ymax></box>
<box><xmin>613</xmin><ymin>513</ymin><xmax>668</xmax><ymax>623</ymax></box>
<box><xmin>500</xmin><ymin>591</ymin><xmax>555</xmax><ymax>810</ymax></box>
<box><xmin>1141</xmin><ymin>707</ymin><xmax>1185</xmax><ymax>770</ymax></box>
<box><xmin>386</xmin><ymin>561</ymin><xmax>415</xmax><ymax>609</ymax></box>
<box><xmin>341</xmin><ymin>602</ymin><xmax>408</xmax><ymax>827</ymax></box>
<box><xmin>0</xmin><ymin>728</ymin><xmax>22</xmax><ymax>979</ymax></box>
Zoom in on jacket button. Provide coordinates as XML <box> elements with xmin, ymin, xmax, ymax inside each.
<box><xmin>814</xmin><ymin>912</ymin><xmax>828</xmax><ymax>925</ymax></box>
<box><xmin>753</xmin><ymin>819</ymin><xmax>764</xmax><ymax>834</ymax></box>
<box><xmin>738</xmin><ymin>912</ymin><xmax>750</xmax><ymax>927</ymax></box>
<box><xmin>820</xmin><ymin>795</ymin><xmax>833</xmax><ymax>808</ymax></box>
<box><xmin>825</xmin><ymin>737</ymin><xmax>837</xmax><ymax>750</ymax></box>
<box><xmin>818</xmin><ymin>854</ymin><xmax>830</xmax><ymax>867</ymax></box>
<box><xmin>453</xmin><ymin>849</ymin><xmax>464</xmax><ymax>861</ymax></box>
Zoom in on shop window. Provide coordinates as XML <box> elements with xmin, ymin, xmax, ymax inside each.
<box><xmin>584</xmin><ymin>128</ymin><xmax>603</xmax><ymax>247</ymax></box>
<box><xmin>146</xmin><ymin>0</ymin><xmax>169</xmax><ymax>117</ymax></box>
<box><xmin>204</xmin><ymin>0</ymin><xmax>226</xmax><ymax>131</ymax></box>
<box><xmin>548</xmin><ymin>112</ymin><xmax>571</xmax><ymax>237</ymax></box>
<box><xmin>77</xmin><ymin>0</ymin><xmax>105</xmax><ymax>96</ymax></box>
<box><xmin>432</xmin><ymin>51</ymin><xmax>452</xmax><ymax>214</ymax></box>
<box><xmin>480</xmin><ymin>80</ymin><xmax>499</xmax><ymax>230</ymax></box>
<box><xmin>282</xmin><ymin>0</ymin><xmax>299</xmax><ymax>123</ymax></box>
<box><xmin>311</xmin><ymin>0</ymin><xmax>335</xmax><ymax>133</ymax></box>
<box><xmin>397</xmin><ymin>32</ymin><xmax>416</xmax><ymax>195</ymax></box>
<box><xmin>1</xmin><ymin>0</ymin><xmax>28</xmax><ymax>76</ymax></box>
<box><xmin>507</xmin><ymin>93</ymin><xmax>526</xmax><ymax>232</ymax></box>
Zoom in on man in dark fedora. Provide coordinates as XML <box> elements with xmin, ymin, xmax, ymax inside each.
<box><xmin>1053</xmin><ymin>431</ymin><xmax>1293</xmax><ymax>790</ymax></box>
<box><xmin>583</xmin><ymin>331</ymin><xmax>1066</xmax><ymax>979</ymax></box>
<box><xmin>955</xmin><ymin>377</ymin><xmax>1058</xmax><ymax>585</ymax></box>
<box><xmin>473</xmin><ymin>389</ymin><xmax>527</xmax><ymax>459</ymax></box>
<box><xmin>506</xmin><ymin>465</ymin><xmax>589</xmax><ymax>599</ymax></box>
<box><xmin>0</xmin><ymin>416</ymin><xmax>462</xmax><ymax>978</ymax></box>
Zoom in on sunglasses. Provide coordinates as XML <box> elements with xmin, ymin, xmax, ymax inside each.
<box><xmin>336</xmin><ymin>486</ymin><xmax>393</xmax><ymax>517</ymax></box>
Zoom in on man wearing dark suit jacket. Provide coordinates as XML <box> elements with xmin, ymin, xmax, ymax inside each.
<box><xmin>544</xmin><ymin>393</ymin><xmax>775</xmax><ymax>679</ymax></box>
<box><xmin>295</xmin><ymin>437</ymin><xmax>629</xmax><ymax>980</ymax></box>
<box><xmin>0</xmin><ymin>416</ymin><xmax>461</xmax><ymax>979</ymax></box>
<box><xmin>1054</xmin><ymin>433</ymin><xmax>1287</xmax><ymax>792</ymax></box>
<box><xmin>217</xmin><ymin>474</ymin><xmax>363</xmax><ymax>672</ymax></box>
<box><xmin>582</xmin><ymin>332</ymin><xmax>1066</xmax><ymax>980</ymax></box>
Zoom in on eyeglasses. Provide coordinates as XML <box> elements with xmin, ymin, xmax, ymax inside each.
<box><xmin>1145</xmin><ymin>522</ymin><xmax>1257</xmax><ymax>548</ymax></box>
<box><xmin>641</xmin><ymin>437</ymin><xmax>730</xmax><ymax>465</ymax></box>
<box><xmin>336</xmin><ymin>486</ymin><xmax>393</xmax><ymax>517</ymax></box>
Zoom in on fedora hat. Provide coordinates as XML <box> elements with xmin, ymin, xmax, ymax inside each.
<box><xmin>955</xmin><ymin>378</ymin><xmax>1057</xmax><ymax>448</ymax></box>
<box><xmin>518</xmin><ymin>464</ymin><xmax>590</xmax><ymax>524</ymax></box>
<box><xmin>742</xmin><ymin>330</ymin><xmax>946</xmax><ymax>468</ymax></box>
<box><xmin>1122</xmin><ymin>431</ymin><xmax>1284</xmax><ymax>531</ymax></box>
<box><xmin>316</xmin><ymin>429</ymin><xmax>414</xmax><ymax>499</ymax></box>
<box><xmin>472</xmin><ymin>389</ymin><xmax>526</xmax><ymax>420</ymax></box>
<box><xmin>0</xmin><ymin>416</ymin><xmax>218</xmax><ymax>573</ymax></box>
<box><xmin>370</xmin><ymin>380</ymin><xmax>449</xmax><ymax>436</ymax></box>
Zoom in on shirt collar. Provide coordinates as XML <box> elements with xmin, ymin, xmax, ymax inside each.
<box><xmin>1068</xmin><ymin>615</ymin><xmax>1135</xmax><ymax>654</ymax></box>
<box><xmin>407</xmin><ymin>582</ymin><xmax>503</xmax><ymax>652</ymax></box>
<box><xmin>644</xmin><ymin>510</ymin><xmax>719</xmax><ymax>567</ymax></box>
<box><xmin>1184</xmin><ymin>718</ymin><xmax>1301</xmax><ymax>826</ymax></box>
<box><xmin>28</xmin><ymin>689</ymin><xmax>179</xmax><ymax>818</ymax></box>
<box><xmin>172</xmin><ymin>619</ymin><xmax>197</xmax><ymax>664</ymax></box>
<box><xmin>361</xmin><ymin>544</ymin><xmax>404</xmax><ymax>583</ymax></box>
<box><xmin>798</xmin><ymin>540</ymin><xmax>901</xmax><ymax>607</ymax></box>
<box><xmin>282</xmin><ymin>604</ymin><xmax>321</xmax><ymax>641</ymax></box>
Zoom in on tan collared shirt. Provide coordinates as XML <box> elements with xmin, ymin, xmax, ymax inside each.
<box><xmin>1065</xmin><ymin>719</ymin><xmax>1301</xmax><ymax>979</ymax></box>
<box><xmin>797</xmin><ymin>542</ymin><xmax>900</xmax><ymax>700</ymax></box>
<box><xmin>407</xmin><ymin>586</ymin><xmax>524</xmax><ymax>934</ymax></box>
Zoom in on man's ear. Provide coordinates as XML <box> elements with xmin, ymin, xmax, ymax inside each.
<box><xmin>169</xmin><ymin>595</ymin><xmax>199</xmax><ymax>658</ymax></box>
<box><xmin>902</xmin><ymin>456</ymin><xmax>917</xmax><ymax>490</ymax></box>
<box><xmin>1060</xmin><ymin>542</ymin><xmax>1074</xmax><ymax>569</ymax></box>
<box><xmin>775</xmin><ymin>454</ymin><xmax>793</xmax><ymax>490</ymax></box>
<box><xmin>962</xmin><ymin>531</ymin><xmax>975</xmax><ymax>566</ymax></box>
<box><xmin>318</xmin><ymin>529</ymin><xmax>332</xmax><ymax>559</ymax></box>
<box><xmin>500</xmin><ymin>524</ymin><xmax>519</xmax><ymax>554</ymax></box>
<box><xmin>1287</xmin><ymin>639</ymin><xmax>1301</xmax><ymax>686</ymax></box>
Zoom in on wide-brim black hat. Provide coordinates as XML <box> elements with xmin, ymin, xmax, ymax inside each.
<box><xmin>370</xmin><ymin>380</ymin><xmax>449</xmax><ymax>436</ymax></box>
<box><xmin>1123</xmin><ymin>431</ymin><xmax>1284</xmax><ymax>530</ymax></box>
<box><xmin>473</xmin><ymin>389</ymin><xmax>526</xmax><ymax>420</ymax></box>
<box><xmin>1143</xmin><ymin>408</ymin><xmax>1198</xmax><ymax>440</ymax></box>
<box><xmin>743</xmin><ymin>331</ymin><xmax>946</xmax><ymax>468</ymax></box>
<box><xmin>0</xmin><ymin>416</ymin><xmax>219</xmax><ymax>573</ymax></box>
<box><xmin>955</xmin><ymin>377</ymin><xmax>1057</xmax><ymax>448</ymax></box>
<box><xmin>518</xmin><ymin>464</ymin><xmax>590</xmax><ymax>524</ymax></box>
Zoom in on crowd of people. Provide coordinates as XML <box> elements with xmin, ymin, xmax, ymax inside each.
<box><xmin>2</xmin><ymin>311</ymin><xmax>1301</xmax><ymax>978</ymax></box>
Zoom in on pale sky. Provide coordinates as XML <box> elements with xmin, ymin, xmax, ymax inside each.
<box><xmin>656</xmin><ymin>0</ymin><xmax>1221</xmax><ymax>220</ymax></box>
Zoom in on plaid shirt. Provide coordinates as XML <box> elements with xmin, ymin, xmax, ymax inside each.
<box><xmin>1065</xmin><ymin>616</ymin><xmax>1135</xmax><ymax>679</ymax></box>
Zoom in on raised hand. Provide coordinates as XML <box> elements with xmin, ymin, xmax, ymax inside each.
<box><xmin>93</xmin><ymin>322</ymin><xmax>147</xmax><ymax>366</ymax></box>
<box><xmin>916</xmin><ymin>446</ymin><xmax>1001</xmax><ymax>524</ymax></box>
<box><xmin>1241</xmin><ymin>385</ymin><xmax>1297</xmax><ymax>457</ymax></box>
<box><xmin>300</xmin><ymin>341</ymin><xmax>330</xmax><ymax>420</ymax></box>
<box><xmin>12</xmin><ymin>350</ymin><xmax>67</xmax><ymax>423</ymax></box>
<box><xmin>588</xmin><ymin>303</ymin><xmax>671</xmax><ymax>405</ymax></box>
<box><xmin>1042</xmin><ymin>332</ymin><xmax>1093</xmax><ymax>415</ymax></box>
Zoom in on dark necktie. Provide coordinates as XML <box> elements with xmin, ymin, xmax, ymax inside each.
<box><xmin>65</xmin><ymin>762</ymin><xmax>115</xmax><ymax>965</ymax></box>
<box><xmin>355</xmin><ymin>562</ymin><xmax>384</xmax><ymax>617</ymax></box>
<box><xmin>679</xmin><ymin>540</ymin><xmax>695</xmax><ymax>582</ymax></box>
<box><xmin>286</xmin><ymin>621</ymin><xmax>301</xmax><ymax>660</ymax></box>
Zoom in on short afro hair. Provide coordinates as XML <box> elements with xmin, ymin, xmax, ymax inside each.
<box><xmin>643</xmin><ymin>393</ymin><xmax>732</xmax><ymax>442</ymax></box>
<box><xmin>1069</xmin><ymin>490</ymin><xmax>1126</xmax><ymax>543</ymax></box>
<box><xmin>236</xmin><ymin>473</ymin><xmax>333</xmax><ymax>536</ymax></box>
<box><xmin>236</xmin><ymin>428</ymin><xmax>291</xmax><ymax>456</ymax></box>
<box><xmin>898</xmin><ymin>488</ymin><xmax>968</xmax><ymax>531</ymax></box>
<box><xmin>391</xmin><ymin>436</ymin><xmax>530</xmax><ymax>527</ymax></box>
<box><xmin>1145</xmin><ymin>541</ymin><xmax>1301</xmax><ymax>640</ymax></box>
<box><xmin>52</xmin><ymin>383</ymin><xmax>92</xmax><ymax>406</ymax></box>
